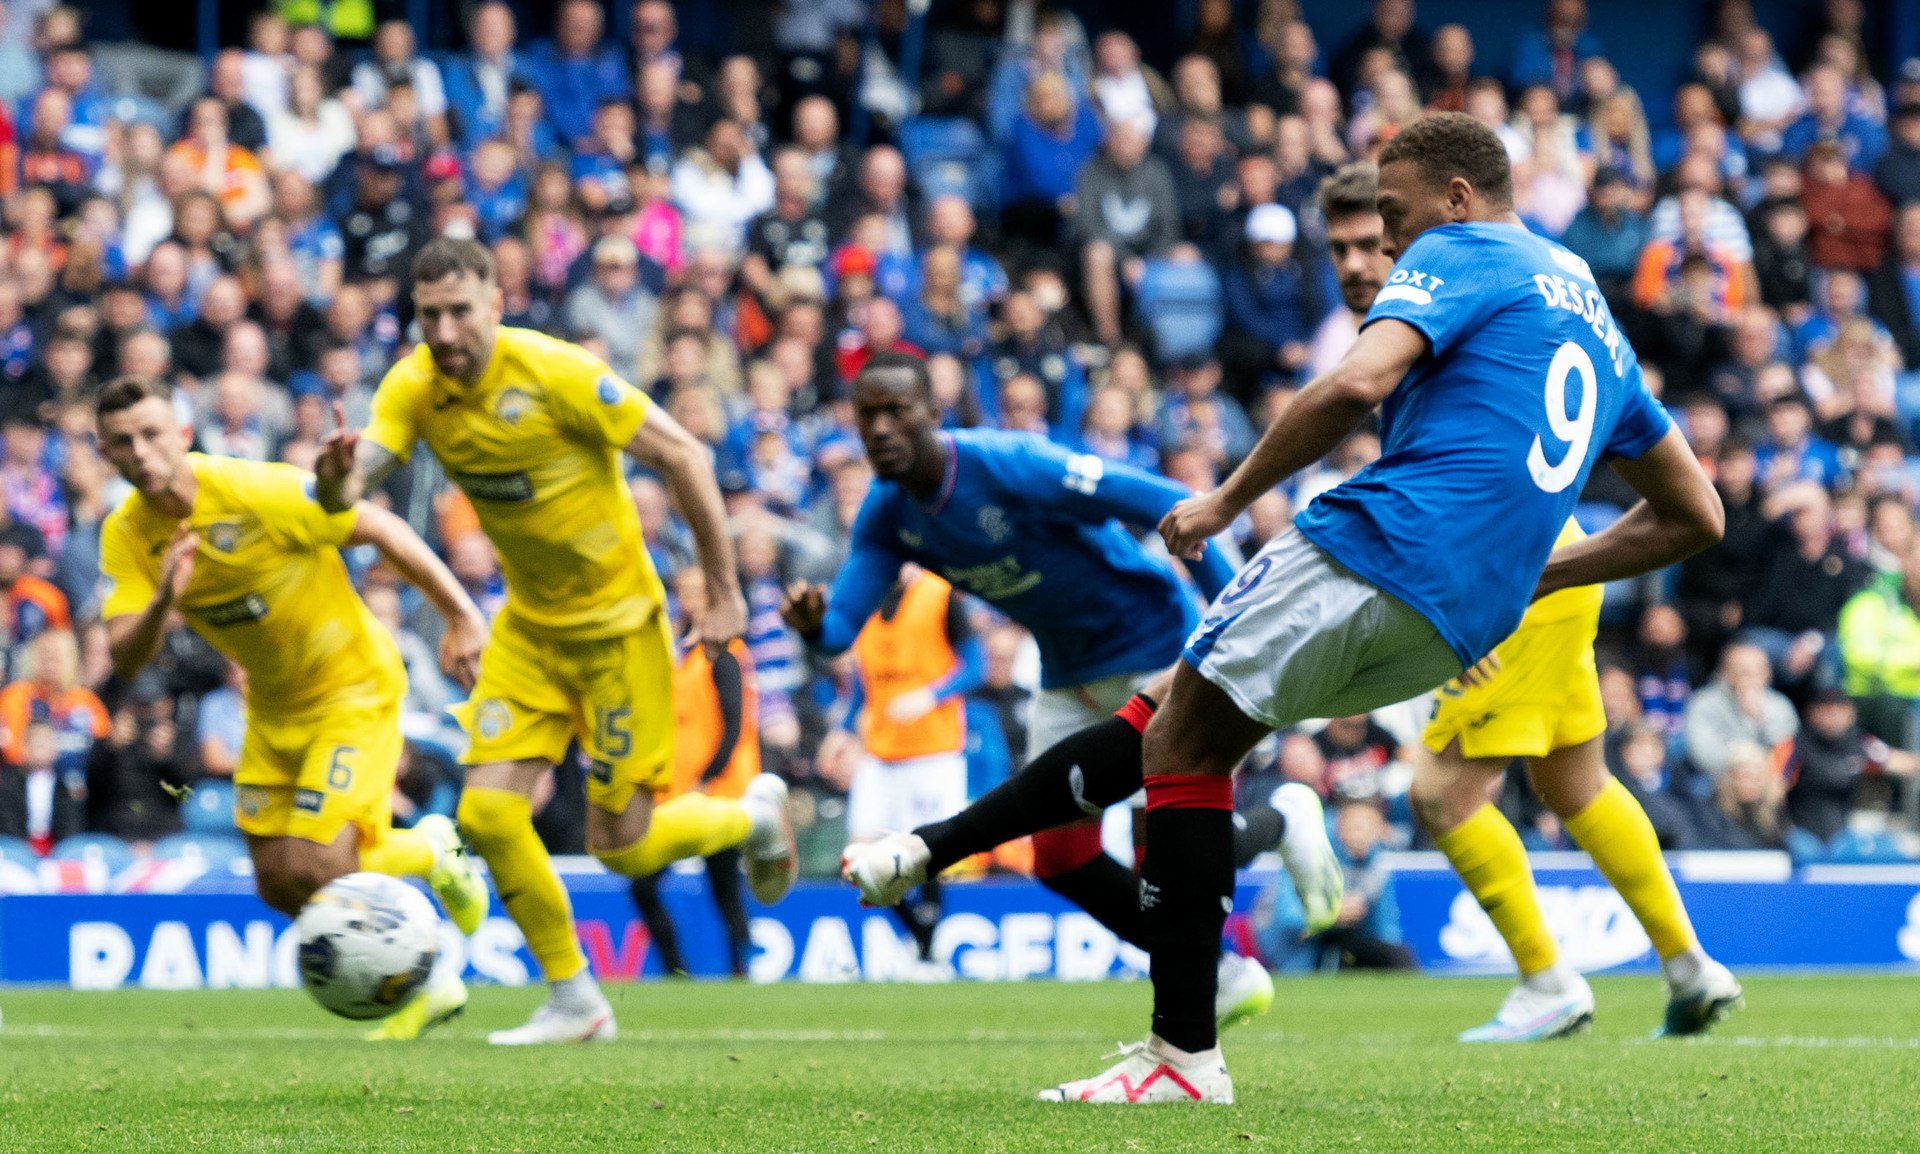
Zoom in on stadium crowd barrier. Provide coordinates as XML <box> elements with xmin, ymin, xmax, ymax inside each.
<box><xmin>2</xmin><ymin>853</ymin><xmax>1917</xmax><ymax>988</ymax></box>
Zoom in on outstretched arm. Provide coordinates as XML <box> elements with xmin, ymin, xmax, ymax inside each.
<box><xmin>315</xmin><ymin>401</ymin><xmax>405</xmax><ymax>514</ymax></box>
<box><xmin>1534</xmin><ymin>428</ymin><xmax>1725</xmax><ymax>598</ymax></box>
<box><xmin>627</xmin><ymin>406</ymin><xmax>747</xmax><ymax>647</ymax></box>
<box><xmin>347</xmin><ymin>502</ymin><xmax>489</xmax><ymax>690</ymax></box>
<box><xmin>1160</xmin><ymin>318</ymin><xmax>1426</xmax><ymax>558</ymax></box>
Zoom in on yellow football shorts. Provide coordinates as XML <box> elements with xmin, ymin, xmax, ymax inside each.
<box><xmin>232</xmin><ymin>695</ymin><xmax>404</xmax><ymax>849</ymax></box>
<box><xmin>1423</xmin><ymin>611</ymin><xmax>1607</xmax><ymax>761</ymax></box>
<box><xmin>455</xmin><ymin>609</ymin><xmax>674</xmax><ymax>814</ymax></box>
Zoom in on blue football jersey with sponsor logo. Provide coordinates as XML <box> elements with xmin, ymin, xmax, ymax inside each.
<box><xmin>1293</xmin><ymin>221</ymin><xmax>1672</xmax><ymax>665</ymax></box>
<box><xmin>815</xmin><ymin>430</ymin><xmax>1235</xmax><ymax>689</ymax></box>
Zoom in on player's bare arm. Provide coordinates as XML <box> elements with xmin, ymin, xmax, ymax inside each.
<box><xmin>347</xmin><ymin>502</ymin><xmax>488</xmax><ymax>690</ymax></box>
<box><xmin>1535</xmin><ymin>427</ymin><xmax>1725</xmax><ymax>598</ymax></box>
<box><xmin>779</xmin><ymin>582</ymin><xmax>828</xmax><ymax>638</ymax></box>
<box><xmin>104</xmin><ymin>522</ymin><xmax>197</xmax><ymax>680</ymax></box>
<box><xmin>626</xmin><ymin>404</ymin><xmax>748</xmax><ymax>647</ymax></box>
<box><xmin>1160</xmin><ymin>318</ymin><xmax>1427</xmax><ymax>558</ymax></box>
<box><xmin>314</xmin><ymin>401</ymin><xmax>404</xmax><ymax>514</ymax></box>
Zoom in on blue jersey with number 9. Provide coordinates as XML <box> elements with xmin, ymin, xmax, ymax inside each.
<box><xmin>1294</xmin><ymin>221</ymin><xmax>1671</xmax><ymax>666</ymax></box>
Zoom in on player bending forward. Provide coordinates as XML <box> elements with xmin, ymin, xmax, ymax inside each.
<box><xmin>318</xmin><ymin>238</ymin><xmax>795</xmax><ymax>1044</ymax></box>
<box><xmin>1042</xmin><ymin>114</ymin><xmax>1725</xmax><ymax>1103</ymax></box>
<box><xmin>96</xmin><ymin>375</ymin><xmax>492</xmax><ymax>1038</ymax></box>
<box><xmin>792</xmin><ymin>352</ymin><xmax>1324</xmax><ymax>1027</ymax></box>
<box><xmin>1416</xmin><ymin>517</ymin><xmax>1741</xmax><ymax>1041</ymax></box>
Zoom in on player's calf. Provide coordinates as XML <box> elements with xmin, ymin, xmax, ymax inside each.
<box><xmin>249</xmin><ymin>831</ymin><xmax>359</xmax><ymax>915</ymax></box>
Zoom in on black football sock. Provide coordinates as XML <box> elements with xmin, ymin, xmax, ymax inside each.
<box><xmin>704</xmin><ymin>848</ymin><xmax>751</xmax><ymax>976</ymax></box>
<box><xmin>1232</xmin><ymin>804</ymin><xmax>1287</xmax><ymax>869</ymax></box>
<box><xmin>1041</xmin><ymin>853</ymin><xmax>1148</xmax><ymax>948</ymax></box>
<box><xmin>916</xmin><ymin>696</ymin><xmax>1154</xmax><ymax>873</ymax></box>
<box><xmin>1142</xmin><ymin>774</ymin><xmax>1235</xmax><ymax>1055</ymax></box>
<box><xmin>892</xmin><ymin>878</ymin><xmax>944</xmax><ymax>961</ymax></box>
<box><xmin>629</xmin><ymin>872</ymin><xmax>687</xmax><ymax>976</ymax></box>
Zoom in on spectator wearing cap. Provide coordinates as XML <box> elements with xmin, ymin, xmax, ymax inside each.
<box><xmin>1802</xmin><ymin>137</ymin><xmax>1892</xmax><ymax>274</ymax></box>
<box><xmin>1559</xmin><ymin>167</ymin><xmax>1650</xmax><ymax>296</ymax></box>
<box><xmin>1867</xmin><ymin>203</ymin><xmax>1920</xmax><ymax>367</ymax></box>
<box><xmin>265</xmin><ymin>63</ymin><xmax>354</xmax><ymax>187</ymax></box>
<box><xmin>565</xmin><ymin>235</ymin><xmax>657</xmax><ymax>376</ymax></box>
<box><xmin>1074</xmin><ymin>117</ymin><xmax>1178</xmax><ymax>347</ymax></box>
<box><xmin>1782</xmin><ymin>62</ymin><xmax>1888</xmax><ymax>173</ymax></box>
<box><xmin>1875</xmin><ymin>100</ymin><xmax>1920</xmax><ymax>205</ymax></box>
<box><xmin>525</xmin><ymin>0</ymin><xmax>631</xmax><ymax>151</ymax></box>
<box><xmin>443</xmin><ymin>2</ymin><xmax>528</xmax><ymax>151</ymax></box>
<box><xmin>999</xmin><ymin>71</ymin><xmax>1102</xmax><ymax>250</ymax></box>
<box><xmin>1220</xmin><ymin>203</ymin><xmax>1322</xmax><ymax>400</ymax></box>
<box><xmin>671</xmin><ymin>117</ymin><xmax>775</xmax><ymax>257</ymax></box>
<box><xmin>350</xmin><ymin>20</ymin><xmax>447</xmax><ymax>136</ymax></box>
<box><xmin>338</xmin><ymin>147</ymin><xmax>427</xmax><ymax>285</ymax></box>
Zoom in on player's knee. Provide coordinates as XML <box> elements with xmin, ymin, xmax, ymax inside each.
<box><xmin>255</xmin><ymin>853</ymin><xmax>343</xmax><ymax>915</ymax></box>
<box><xmin>1032</xmin><ymin>821</ymin><xmax>1105</xmax><ymax>879</ymax></box>
<box><xmin>457</xmin><ymin>788</ymin><xmax>528</xmax><ymax>852</ymax></box>
<box><xmin>1410</xmin><ymin>760</ymin><xmax>1499</xmax><ymax>834</ymax></box>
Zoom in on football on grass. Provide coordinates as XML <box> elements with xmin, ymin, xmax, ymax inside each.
<box><xmin>294</xmin><ymin>872</ymin><xmax>440</xmax><ymax>1020</ymax></box>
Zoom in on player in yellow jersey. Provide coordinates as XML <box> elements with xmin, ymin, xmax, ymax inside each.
<box><xmin>1413</xmin><ymin>518</ymin><xmax>1743</xmax><ymax>1041</ymax></box>
<box><xmin>94</xmin><ymin>375</ymin><xmax>494</xmax><ymax>1039</ymax></box>
<box><xmin>316</xmin><ymin>237</ymin><xmax>796</xmax><ymax>1045</ymax></box>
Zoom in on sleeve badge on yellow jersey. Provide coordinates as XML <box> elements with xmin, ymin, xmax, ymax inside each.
<box><xmin>597</xmin><ymin>376</ymin><xmax>622</xmax><ymax>405</ymax></box>
<box><xmin>495</xmin><ymin>386</ymin><xmax>533</xmax><ymax>425</ymax></box>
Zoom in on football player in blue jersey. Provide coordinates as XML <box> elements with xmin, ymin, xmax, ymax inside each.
<box><xmin>785</xmin><ymin>350</ymin><xmax>1328</xmax><ymax>1028</ymax></box>
<box><xmin>1039</xmin><ymin>113</ymin><xmax>1727</xmax><ymax>1105</ymax></box>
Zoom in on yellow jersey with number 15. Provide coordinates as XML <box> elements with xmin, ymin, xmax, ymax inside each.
<box><xmin>364</xmin><ymin>326</ymin><xmax>665</xmax><ymax>641</ymax></box>
<box><xmin>98</xmin><ymin>454</ymin><xmax>405</xmax><ymax>713</ymax></box>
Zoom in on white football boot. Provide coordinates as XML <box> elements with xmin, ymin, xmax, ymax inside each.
<box><xmin>1458</xmin><ymin>973</ymin><xmax>1596</xmax><ymax>1043</ymax></box>
<box><xmin>841</xmin><ymin>831</ymin><xmax>931</xmax><ymax>908</ymax></box>
<box><xmin>487</xmin><ymin>976</ymin><xmax>617</xmax><ymax>1046</ymax></box>
<box><xmin>740</xmin><ymin>774</ymin><xmax>799</xmax><ymax>905</ymax></box>
<box><xmin>1214</xmin><ymin>952</ymin><xmax>1274</xmax><ymax>1030</ymax></box>
<box><xmin>1039</xmin><ymin>1038</ymin><xmax>1234</xmax><ymax>1104</ymax></box>
<box><xmin>1656</xmin><ymin>957</ymin><xmax>1744</xmax><ymax>1037</ymax></box>
<box><xmin>1271</xmin><ymin>783</ymin><xmax>1344</xmax><ymax>934</ymax></box>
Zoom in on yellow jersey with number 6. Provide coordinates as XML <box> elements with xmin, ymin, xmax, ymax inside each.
<box><xmin>98</xmin><ymin>454</ymin><xmax>405</xmax><ymax>713</ymax></box>
<box><xmin>365</xmin><ymin>326</ymin><xmax>664</xmax><ymax>641</ymax></box>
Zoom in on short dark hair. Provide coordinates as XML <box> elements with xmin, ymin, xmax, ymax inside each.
<box><xmin>857</xmin><ymin>350</ymin><xmax>932</xmax><ymax>399</ymax></box>
<box><xmin>95</xmin><ymin>376</ymin><xmax>174</xmax><ymax>419</ymax></box>
<box><xmin>1377</xmin><ymin>111</ymin><xmax>1513</xmax><ymax>207</ymax></box>
<box><xmin>411</xmin><ymin>237</ymin><xmax>496</xmax><ymax>286</ymax></box>
<box><xmin>1316</xmin><ymin>163</ymin><xmax>1379</xmax><ymax>222</ymax></box>
<box><xmin>663</xmin><ymin>325</ymin><xmax>707</xmax><ymax>348</ymax></box>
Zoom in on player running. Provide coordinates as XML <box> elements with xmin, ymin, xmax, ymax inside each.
<box><xmin>95</xmin><ymin>375</ymin><xmax>492</xmax><ymax>1039</ymax></box>
<box><xmin>1043</xmin><ymin>113</ymin><xmax>1725</xmax><ymax>1104</ymax></box>
<box><xmin>1415</xmin><ymin>519</ymin><xmax>1742</xmax><ymax>1041</ymax></box>
<box><xmin>317</xmin><ymin>238</ymin><xmax>796</xmax><ymax>1045</ymax></box>
<box><xmin>787</xmin><ymin>352</ymin><xmax>1307</xmax><ymax>1025</ymax></box>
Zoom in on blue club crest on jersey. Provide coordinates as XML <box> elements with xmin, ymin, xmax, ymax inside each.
<box><xmin>597</xmin><ymin>376</ymin><xmax>622</xmax><ymax>405</ymax></box>
<box><xmin>495</xmin><ymin>386</ymin><xmax>533</xmax><ymax>425</ymax></box>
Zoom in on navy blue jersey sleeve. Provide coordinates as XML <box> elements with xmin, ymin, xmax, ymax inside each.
<box><xmin>1601</xmin><ymin>366</ymin><xmax>1674</xmax><ymax>460</ymax></box>
<box><xmin>1363</xmin><ymin>226</ymin><xmax>1508</xmax><ymax>359</ymax></box>
<box><xmin>999</xmin><ymin>437</ymin><xmax>1237</xmax><ymax>601</ymax></box>
<box><xmin>813</xmin><ymin>493</ymin><xmax>905</xmax><ymax>654</ymax></box>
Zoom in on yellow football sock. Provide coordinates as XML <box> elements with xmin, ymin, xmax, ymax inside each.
<box><xmin>595</xmin><ymin>792</ymin><xmax>752</xmax><ymax>878</ymax></box>
<box><xmin>457</xmin><ymin>786</ymin><xmax>587</xmax><ymax>981</ymax></box>
<box><xmin>1434</xmin><ymin>804</ymin><xmax>1560</xmax><ymax>977</ymax></box>
<box><xmin>1564</xmin><ymin>778</ymin><xmax>1698</xmax><ymax>960</ymax></box>
<box><xmin>358</xmin><ymin>827</ymin><xmax>435</xmax><ymax>878</ymax></box>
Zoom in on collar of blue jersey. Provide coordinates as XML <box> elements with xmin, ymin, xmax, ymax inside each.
<box><xmin>909</xmin><ymin>431</ymin><xmax>960</xmax><ymax>516</ymax></box>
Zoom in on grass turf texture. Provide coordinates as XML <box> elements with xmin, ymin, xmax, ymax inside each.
<box><xmin>2</xmin><ymin>975</ymin><xmax>1917</xmax><ymax>1152</ymax></box>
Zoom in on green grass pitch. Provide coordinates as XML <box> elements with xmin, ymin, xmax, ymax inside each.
<box><xmin>3</xmin><ymin>974</ymin><xmax>1918</xmax><ymax>1152</ymax></box>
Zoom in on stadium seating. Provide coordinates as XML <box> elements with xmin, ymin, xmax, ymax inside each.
<box><xmin>900</xmin><ymin>116</ymin><xmax>994</xmax><ymax>211</ymax></box>
<box><xmin>48</xmin><ymin>833</ymin><xmax>136</xmax><ymax>875</ymax></box>
<box><xmin>150</xmin><ymin>832</ymin><xmax>252</xmax><ymax>871</ymax></box>
<box><xmin>181</xmin><ymin>779</ymin><xmax>237</xmax><ymax>835</ymax></box>
<box><xmin>1134</xmin><ymin>259</ymin><xmax>1224</xmax><ymax>364</ymax></box>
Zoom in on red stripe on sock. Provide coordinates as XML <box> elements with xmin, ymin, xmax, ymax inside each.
<box><xmin>1144</xmin><ymin>774</ymin><xmax>1233</xmax><ymax>812</ymax></box>
<box><xmin>1113</xmin><ymin>694</ymin><xmax>1157</xmax><ymax>734</ymax></box>
<box><xmin>1031</xmin><ymin>821</ymin><xmax>1105</xmax><ymax>878</ymax></box>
